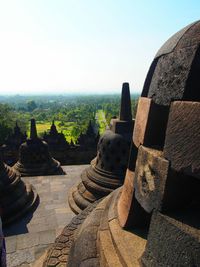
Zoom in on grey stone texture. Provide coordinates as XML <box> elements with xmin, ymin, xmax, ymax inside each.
<box><xmin>68</xmin><ymin>83</ymin><xmax>134</xmax><ymax>214</ymax></box>
<box><xmin>3</xmin><ymin>165</ymin><xmax>88</xmax><ymax>267</ymax></box>
<box><xmin>164</xmin><ymin>101</ymin><xmax>200</xmax><ymax>178</ymax></box>
<box><xmin>45</xmin><ymin>21</ymin><xmax>200</xmax><ymax>267</ymax></box>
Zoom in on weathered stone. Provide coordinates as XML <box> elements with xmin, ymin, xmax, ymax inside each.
<box><xmin>68</xmin><ymin>83</ymin><xmax>133</xmax><ymax>214</ymax></box>
<box><xmin>47</xmin><ymin>258</ymin><xmax>59</xmax><ymax>266</ymax></box>
<box><xmin>1</xmin><ymin>121</ymin><xmax>27</xmax><ymax>165</ymax></box>
<box><xmin>119</xmin><ymin>82</ymin><xmax>132</xmax><ymax>122</ymax></box>
<box><xmin>134</xmin><ymin>145</ymin><xmax>196</xmax><ymax>213</ymax></box>
<box><xmin>133</xmin><ymin>97</ymin><xmax>152</xmax><ymax>148</ymax></box>
<box><xmin>164</xmin><ymin>101</ymin><xmax>200</xmax><ymax>178</ymax></box>
<box><xmin>43</xmin><ymin>201</ymin><xmax>99</xmax><ymax>267</ymax></box>
<box><xmin>0</xmin><ymin>160</ymin><xmax>38</xmax><ymax>225</ymax></box>
<box><xmin>141</xmin><ymin>211</ymin><xmax>200</xmax><ymax>267</ymax></box>
<box><xmin>13</xmin><ymin>119</ymin><xmax>64</xmax><ymax>176</ymax></box>
<box><xmin>51</xmin><ymin>250</ymin><xmax>61</xmax><ymax>258</ymax></box>
<box><xmin>133</xmin><ymin>97</ymin><xmax>169</xmax><ymax>149</ymax></box>
<box><xmin>43</xmin><ymin>21</ymin><xmax>200</xmax><ymax>267</ymax></box>
<box><xmin>134</xmin><ymin>146</ymin><xmax>168</xmax><ymax>212</ymax></box>
<box><xmin>117</xmin><ymin>169</ymin><xmax>134</xmax><ymax>228</ymax></box>
<box><xmin>99</xmin><ymin>230</ymin><xmax>122</xmax><ymax>267</ymax></box>
<box><xmin>143</xmin><ymin>21</ymin><xmax>200</xmax><ymax>105</ymax></box>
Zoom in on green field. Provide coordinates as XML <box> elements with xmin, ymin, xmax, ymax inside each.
<box><xmin>96</xmin><ymin>110</ymin><xmax>107</xmax><ymax>135</ymax></box>
<box><xmin>26</xmin><ymin>110</ymin><xmax>107</xmax><ymax>142</ymax></box>
<box><xmin>27</xmin><ymin>120</ymin><xmax>76</xmax><ymax>142</ymax></box>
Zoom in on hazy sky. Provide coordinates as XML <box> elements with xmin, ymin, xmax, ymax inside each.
<box><xmin>0</xmin><ymin>0</ymin><xmax>199</xmax><ymax>95</ymax></box>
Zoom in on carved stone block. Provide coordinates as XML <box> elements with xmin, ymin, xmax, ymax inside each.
<box><xmin>141</xmin><ymin>211</ymin><xmax>200</xmax><ymax>267</ymax></box>
<box><xmin>134</xmin><ymin>145</ymin><xmax>196</xmax><ymax>213</ymax></box>
<box><xmin>134</xmin><ymin>146</ymin><xmax>169</xmax><ymax>213</ymax></box>
<box><xmin>164</xmin><ymin>101</ymin><xmax>200</xmax><ymax>178</ymax></box>
<box><xmin>133</xmin><ymin>97</ymin><xmax>169</xmax><ymax>149</ymax></box>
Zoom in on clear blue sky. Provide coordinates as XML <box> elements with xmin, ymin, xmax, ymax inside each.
<box><xmin>0</xmin><ymin>0</ymin><xmax>199</xmax><ymax>95</ymax></box>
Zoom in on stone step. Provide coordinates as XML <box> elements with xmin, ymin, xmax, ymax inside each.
<box><xmin>98</xmin><ymin>191</ymin><xmax>122</xmax><ymax>267</ymax></box>
<box><xmin>72</xmin><ymin>185</ymin><xmax>91</xmax><ymax>210</ymax></box>
<box><xmin>82</xmin><ymin>170</ymin><xmax>113</xmax><ymax>196</ymax></box>
<box><xmin>77</xmin><ymin>181</ymin><xmax>98</xmax><ymax>202</ymax></box>
<box><xmin>99</xmin><ymin>188</ymin><xmax>147</xmax><ymax>267</ymax></box>
<box><xmin>109</xmin><ymin>219</ymin><xmax>146</xmax><ymax>267</ymax></box>
<box><xmin>68</xmin><ymin>185</ymin><xmax>82</xmax><ymax>214</ymax></box>
<box><xmin>86</xmin><ymin>166</ymin><xmax>123</xmax><ymax>189</ymax></box>
<box><xmin>99</xmin><ymin>230</ymin><xmax>122</xmax><ymax>267</ymax></box>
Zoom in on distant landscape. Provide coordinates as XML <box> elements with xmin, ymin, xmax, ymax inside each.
<box><xmin>0</xmin><ymin>94</ymin><xmax>139</xmax><ymax>145</ymax></box>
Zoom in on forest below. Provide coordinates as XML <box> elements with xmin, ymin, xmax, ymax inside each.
<box><xmin>0</xmin><ymin>94</ymin><xmax>139</xmax><ymax>145</ymax></box>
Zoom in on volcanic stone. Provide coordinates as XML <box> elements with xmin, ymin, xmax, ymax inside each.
<box><xmin>164</xmin><ymin>101</ymin><xmax>200</xmax><ymax>178</ymax></box>
<box><xmin>0</xmin><ymin>160</ymin><xmax>38</xmax><ymax>225</ymax></box>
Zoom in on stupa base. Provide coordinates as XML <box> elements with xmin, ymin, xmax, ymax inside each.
<box><xmin>68</xmin><ymin>166</ymin><xmax>123</xmax><ymax>214</ymax></box>
<box><xmin>13</xmin><ymin>159</ymin><xmax>65</xmax><ymax>177</ymax></box>
<box><xmin>44</xmin><ymin>188</ymin><xmax>147</xmax><ymax>267</ymax></box>
<box><xmin>44</xmin><ymin>185</ymin><xmax>200</xmax><ymax>266</ymax></box>
<box><xmin>2</xmin><ymin>183</ymin><xmax>38</xmax><ymax>226</ymax></box>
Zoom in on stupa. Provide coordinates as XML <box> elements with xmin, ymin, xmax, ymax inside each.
<box><xmin>44</xmin><ymin>21</ymin><xmax>200</xmax><ymax>267</ymax></box>
<box><xmin>68</xmin><ymin>82</ymin><xmax>134</xmax><ymax>214</ymax></box>
<box><xmin>43</xmin><ymin>120</ymin><xmax>70</xmax><ymax>150</ymax></box>
<box><xmin>43</xmin><ymin>120</ymin><xmax>70</xmax><ymax>164</ymax></box>
<box><xmin>77</xmin><ymin>120</ymin><xmax>99</xmax><ymax>149</ymax></box>
<box><xmin>13</xmin><ymin>119</ymin><xmax>65</xmax><ymax>176</ymax></box>
<box><xmin>1</xmin><ymin>122</ymin><xmax>27</xmax><ymax>165</ymax></box>
<box><xmin>0</xmin><ymin>158</ymin><xmax>38</xmax><ymax>225</ymax></box>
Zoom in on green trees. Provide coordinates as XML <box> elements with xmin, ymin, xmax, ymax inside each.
<box><xmin>0</xmin><ymin>94</ymin><xmax>139</xmax><ymax>144</ymax></box>
<box><xmin>0</xmin><ymin>104</ymin><xmax>15</xmax><ymax>144</ymax></box>
<box><xmin>27</xmin><ymin>100</ymin><xmax>37</xmax><ymax>112</ymax></box>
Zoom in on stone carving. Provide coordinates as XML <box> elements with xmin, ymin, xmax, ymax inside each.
<box><xmin>13</xmin><ymin>119</ymin><xmax>65</xmax><ymax>176</ymax></box>
<box><xmin>1</xmin><ymin>122</ymin><xmax>27</xmax><ymax>165</ymax></box>
<box><xmin>68</xmin><ymin>83</ymin><xmax>134</xmax><ymax>214</ymax></box>
<box><xmin>44</xmin><ymin>21</ymin><xmax>200</xmax><ymax>267</ymax></box>
<box><xmin>0</xmin><ymin>158</ymin><xmax>38</xmax><ymax>225</ymax></box>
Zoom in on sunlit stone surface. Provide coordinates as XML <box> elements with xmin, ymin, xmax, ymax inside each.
<box><xmin>44</xmin><ymin>21</ymin><xmax>200</xmax><ymax>267</ymax></box>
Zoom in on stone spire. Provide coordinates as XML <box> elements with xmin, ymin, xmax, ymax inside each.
<box><xmin>44</xmin><ymin>21</ymin><xmax>200</xmax><ymax>267</ymax></box>
<box><xmin>30</xmin><ymin>118</ymin><xmax>37</xmax><ymax>139</ymax></box>
<box><xmin>68</xmin><ymin>83</ymin><xmax>134</xmax><ymax>214</ymax></box>
<box><xmin>50</xmin><ymin>120</ymin><xmax>58</xmax><ymax>135</ymax></box>
<box><xmin>119</xmin><ymin>82</ymin><xmax>132</xmax><ymax>121</ymax></box>
<box><xmin>110</xmin><ymin>82</ymin><xmax>134</xmax><ymax>139</ymax></box>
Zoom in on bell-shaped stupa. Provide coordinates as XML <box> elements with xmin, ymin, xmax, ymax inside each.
<box><xmin>13</xmin><ymin>119</ymin><xmax>65</xmax><ymax>176</ymax></box>
<box><xmin>44</xmin><ymin>21</ymin><xmax>200</xmax><ymax>267</ymax></box>
<box><xmin>68</xmin><ymin>83</ymin><xmax>134</xmax><ymax>214</ymax></box>
<box><xmin>0</xmin><ymin>158</ymin><xmax>38</xmax><ymax>225</ymax></box>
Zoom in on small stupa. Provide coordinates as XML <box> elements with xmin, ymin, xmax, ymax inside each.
<box><xmin>43</xmin><ymin>120</ymin><xmax>69</xmax><ymax>150</ymax></box>
<box><xmin>77</xmin><ymin>120</ymin><xmax>99</xmax><ymax>149</ymax></box>
<box><xmin>1</xmin><ymin>121</ymin><xmax>27</xmax><ymax>165</ymax></box>
<box><xmin>0</xmin><ymin>158</ymin><xmax>38</xmax><ymax>225</ymax></box>
<box><xmin>68</xmin><ymin>83</ymin><xmax>134</xmax><ymax>214</ymax></box>
<box><xmin>13</xmin><ymin>119</ymin><xmax>65</xmax><ymax>176</ymax></box>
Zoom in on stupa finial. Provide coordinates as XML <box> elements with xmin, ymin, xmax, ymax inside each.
<box><xmin>30</xmin><ymin>118</ymin><xmax>38</xmax><ymax>139</ymax></box>
<box><xmin>119</xmin><ymin>82</ymin><xmax>132</xmax><ymax>121</ymax></box>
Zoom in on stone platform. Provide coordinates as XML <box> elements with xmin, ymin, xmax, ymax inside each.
<box><xmin>3</xmin><ymin>165</ymin><xmax>88</xmax><ymax>267</ymax></box>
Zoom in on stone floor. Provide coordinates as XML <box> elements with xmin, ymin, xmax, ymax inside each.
<box><xmin>3</xmin><ymin>165</ymin><xmax>88</xmax><ymax>267</ymax></box>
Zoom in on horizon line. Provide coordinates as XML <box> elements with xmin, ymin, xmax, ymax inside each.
<box><xmin>0</xmin><ymin>92</ymin><xmax>141</xmax><ymax>97</ymax></box>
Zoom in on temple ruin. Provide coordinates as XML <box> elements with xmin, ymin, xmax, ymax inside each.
<box><xmin>68</xmin><ymin>83</ymin><xmax>134</xmax><ymax>214</ymax></box>
<box><xmin>0</xmin><ymin>158</ymin><xmax>38</xmax><ymax>225</ymax></box>
<box><xmin>13</xmin><ymin>119</ymin><xmax>65</xmax><ymax>176</ymax></box>
<box><xmin>43</xmin><ymin>20</ymin><xmax>200</xmax><ymax>267</ymax></box>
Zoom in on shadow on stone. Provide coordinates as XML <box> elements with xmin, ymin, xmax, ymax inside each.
<box><xmin>3</xmin><ymin>195</ymin><xmax>39</xmax><ymax>237</ymax></box>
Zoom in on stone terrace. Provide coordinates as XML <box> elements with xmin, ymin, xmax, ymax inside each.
<box><xmin>3</xmin><ymin>165</ymin><xmax>88</xmax><ymax>267</ymax></box>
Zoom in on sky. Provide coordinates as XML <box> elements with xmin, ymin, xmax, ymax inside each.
<box><xmin>0</xmin><ymin>0</ymin><xmax>199</xmax><ymax>95</ymax></box>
